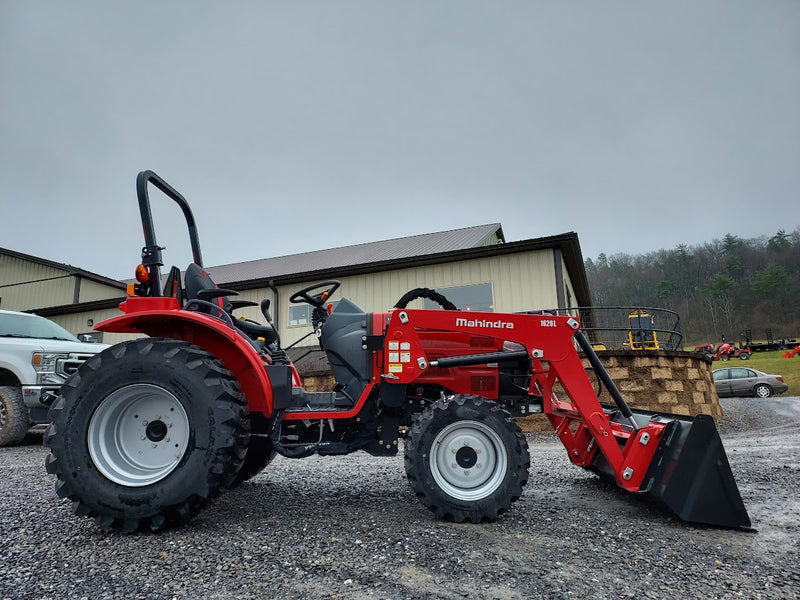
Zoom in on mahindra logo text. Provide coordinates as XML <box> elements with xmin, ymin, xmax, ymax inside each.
<box><xmin>455</xmin><ymin>317</ymin><xmax>514</xmax><ymax>329</ymax></box>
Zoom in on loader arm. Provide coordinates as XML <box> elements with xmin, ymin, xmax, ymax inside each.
<box><xmin>381</xmin><ymin>308</ymin><xmax>752</xmax><ymax>529</ymax></box>
<box><xmin>382</xmin><ymin>310</ymin><xmax>636</xmax><ymax>485</ymax></box>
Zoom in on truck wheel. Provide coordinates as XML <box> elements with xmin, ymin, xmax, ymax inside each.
<box><xmin>44</xmin><ymin>339</ymin><xmax>248</xmax><ymax>532</ymax></box>
<box><xmin>0</xmin><ymin>386</ymin><xmax>29</xmax><ymax>447</ymax></box>
<box><xmin>404</xmin><ymin>395</ymin><xmax>529</xmax><ymax>522</ymax></box>
<box><xmin>753</xmin><ymin>384</ymin><xmax>773</xmax><ymax>398</ymax></box>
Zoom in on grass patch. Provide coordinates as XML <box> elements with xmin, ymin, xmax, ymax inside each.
<box><xmin>713</xmin><ymin>350</ymin><xmax>800</xmax><ymax>395</ymax></box>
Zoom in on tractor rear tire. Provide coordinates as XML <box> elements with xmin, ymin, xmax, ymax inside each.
<box><xmin>44</xmin><ymin>338</ymin><xmax>249</xmax><ymax>532</ymax></box>
<box><xmin>0</xmin><ymin>386</ymin><xmax>29</xmax><ymax>447</ymax></box>
<box><xmin>228</xmin><ymin>435</ymin><xmax>276</xmax><ymax>487</ymax></box>
<box><xmin>404</xmin><ymin>395</ymin><xmax>529</xmax><ymax>522</ymax></box>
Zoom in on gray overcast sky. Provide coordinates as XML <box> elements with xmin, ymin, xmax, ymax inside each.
<box><xmin>1</xmin><ymin>1</ymin><xmax>798</xmax><ymax>280</ymax></box>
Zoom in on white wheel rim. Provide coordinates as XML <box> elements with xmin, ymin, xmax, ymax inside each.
<box><xmin>429</xmin><ymin>420</ymin><xmax>507</xmax><ymax>502</ymax></box>
<box><xmin>88</xmin><ymin>384</ymin><xmax>190</xmax><ymax>487</ymax></box>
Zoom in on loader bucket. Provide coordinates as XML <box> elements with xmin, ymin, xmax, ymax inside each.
<box><xmin>642</xmin><ymin>415</ymin><xmax>752</xmax><ymax>530</ymax></box>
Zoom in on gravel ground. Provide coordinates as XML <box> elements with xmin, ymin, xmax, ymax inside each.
<box><xmin>1</xmin><ymin>397</ymin><xmax>799</xmax><ymax>600</ymax></box>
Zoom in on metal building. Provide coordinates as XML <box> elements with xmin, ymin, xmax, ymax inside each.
<box><xmin>1</xmin><ymin>225</ymin><xmax>590</xmax><ymax>357</ymax></box>
<box><xmin>0</xmin><ymin>248</ymin><xmax>125</xmax><ymax>342</ymax></box>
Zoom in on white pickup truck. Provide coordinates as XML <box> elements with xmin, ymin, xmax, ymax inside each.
<box><xmin>0</xmin><ymin>309</ymin><xmax>107</xmax><ymax>446</ymax></box>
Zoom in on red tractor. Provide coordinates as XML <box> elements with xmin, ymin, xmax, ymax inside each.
<box><xmin>695</xmin><ymin>342</ymin><xmax>751</xmax><ymax>361</ymax></box>
<box><xmin>44</xmin><ymin>172</ymin><xmax>751</xmax><ymax>532</ymax></box>
<box><xmin>719</xmin><ymin>344</ymin><xmax>751</xmax><ymax>361</ymax></box>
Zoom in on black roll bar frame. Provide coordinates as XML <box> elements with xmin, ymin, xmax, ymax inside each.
<box><xmin>135</xmin><ymin>170</ymin><xmax>203</xmax><ymax>297</ymax></box>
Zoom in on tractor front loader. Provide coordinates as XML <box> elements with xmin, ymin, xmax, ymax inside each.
<box><xmin>44</xmin><ymin>171</ymin><xmax>751</xmax><ymax>532</ymax></box>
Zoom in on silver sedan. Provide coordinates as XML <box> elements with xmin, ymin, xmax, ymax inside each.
<box><xmin>713</xmin><ymin>367</ymin><xmax>789</xmax><ymax>398</ymax></box>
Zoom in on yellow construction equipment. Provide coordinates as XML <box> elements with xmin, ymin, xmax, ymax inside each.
<box><xmin>627</xmin><ymin>311</ymin><xmax>659</xmax><ymax>350</ymax></box>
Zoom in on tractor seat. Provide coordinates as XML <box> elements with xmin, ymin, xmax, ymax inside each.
<box><xmin>184</xmin><ymin>263</ymin><xmax>232</xmax><ymax>311</ymax></box>
<box><xmin>183</xmin><ymin>263</ymin><xmax>278</xmax><ymax>345</ymax></box>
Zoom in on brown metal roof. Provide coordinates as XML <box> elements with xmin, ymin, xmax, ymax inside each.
<box><xmin>33</xmin><ymin>224</ymin><xmax>592</xmax><ymax>316</ymax></box>
<box><xmin>205</xmin><ymin>223</ymin><xmax>504</xmax><ymax>285</ymax></box>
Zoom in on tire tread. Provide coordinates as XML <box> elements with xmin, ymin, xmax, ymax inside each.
<box><xmin>44</xmin><ymin>338</ymin><xmax>249</xmax><ymax>532</ymax></box>
<box><xmin>0</xmin><ymin>386</ymin><xmax>29</xmax><ymax>447</ymax></box>
<box><xmin>404</xmin><ymin>394</ymin><xmax>529</xmax><ymax>523</ymax></box>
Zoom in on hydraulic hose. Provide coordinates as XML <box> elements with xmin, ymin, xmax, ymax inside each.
<box><xmin>574</xmin><ymin>330</ymin><xmax>639</xmax><ymax>431</ymax></box>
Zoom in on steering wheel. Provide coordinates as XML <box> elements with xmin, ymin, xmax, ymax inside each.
<box><xmin>289</xmin><ymin>280</ymin><xmax>341</xmax><ymax>307</ymax></box>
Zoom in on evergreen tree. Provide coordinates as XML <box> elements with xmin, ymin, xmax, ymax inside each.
<box><xmin>585</xmin><ymin>227</ymin><xmax>800</xmax><ymax>343</ymax></box>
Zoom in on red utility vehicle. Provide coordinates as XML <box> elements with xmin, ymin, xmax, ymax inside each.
<box><xmin>44</xmin><ymin>172</ymin><xmax>751</xmax><ymax>532</ymax></box>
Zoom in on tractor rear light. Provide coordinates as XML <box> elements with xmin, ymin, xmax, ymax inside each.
<box><xmin>126</xmin><ymin>283</ymin><xmax>138</xmax><ymax>296</ymax></box>
<box><xmin>135</xmin><ymin>264</ymin><xmax>149</xmax><ymax>283</ymax></box>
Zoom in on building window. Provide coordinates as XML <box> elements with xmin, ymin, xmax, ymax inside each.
<box><xmin>424</xmin><ymin>283</ymin><xmax>494</xmax><ymax>312</ymax></box>
<box><xmin>289</xmin><ymin>300</ymin><xmax>341</xmax><ymax>326</ymax></box>
<box><xmin>289</xmin><ymin>305</ymin><xmax>311</xmax><ymax>326</ymax></box>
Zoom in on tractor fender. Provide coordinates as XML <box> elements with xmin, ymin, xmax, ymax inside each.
<box><xmin>96</xmin><ymin>308</ymin><xmax>274</xmax><ymax>416</ymax></box>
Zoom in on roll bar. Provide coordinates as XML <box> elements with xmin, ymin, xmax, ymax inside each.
<box><xmin>136</xmin><ymin>170</ymin><xmax>203</xmax><ymax>296</ymax></box>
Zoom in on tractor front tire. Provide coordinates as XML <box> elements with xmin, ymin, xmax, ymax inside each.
<box><xmin>0</xmin><ymin>386</ymin><xmax>29</xmax><ymax>447</ymax></box>
<box><xmin>45</xmin><ymin>339</ymin><xmax>249</xmax><ymax>532</ymax></box>
<box><xmin>404</xmin><ymin>395</ymin><xmax>529</xmax><ymax>522</ymax></box>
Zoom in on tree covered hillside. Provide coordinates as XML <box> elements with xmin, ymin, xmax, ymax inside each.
<box><xmin>585</xmin><ymin>229</ymin><xmax>800</xmax><ymax>346</ymax></box>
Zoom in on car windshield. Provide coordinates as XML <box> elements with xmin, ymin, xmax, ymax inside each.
<box><xmin>0</xmin><ymin>313</ymin><xmax>80</xmax><ymax>342</ymax></box>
